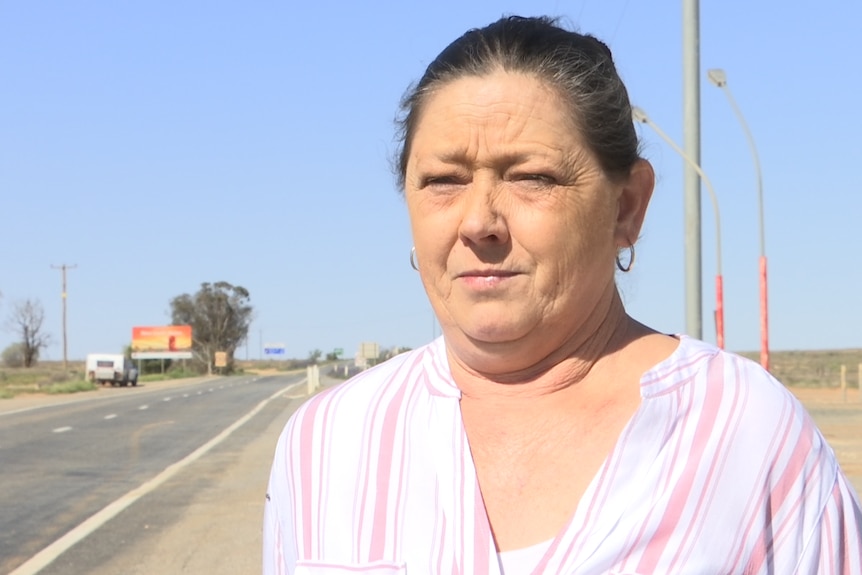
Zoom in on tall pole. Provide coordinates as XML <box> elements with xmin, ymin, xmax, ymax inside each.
<box><xmin>707</xmin><ymin>69</ymin><xmax>769</xmax><ymax>370</ymax></box>
<box><xmin>682</xmin><ymin>0</ymin><xmax>702</xmax><ymax>339</ymax></box>
<box><xmin>632</xmin><ymin>107</ymin><xmax>724</xmax><ymax>348</ymax></box>
<box><xmin>51</xmin><ymin>264</ymin><xmax>77</xmax><ymax>371</ymax></box>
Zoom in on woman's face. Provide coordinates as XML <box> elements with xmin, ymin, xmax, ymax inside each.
<box><xmin>404</xmin><ymin>71</ymin><xmax>650</xmax><ymax>367</ymax></box>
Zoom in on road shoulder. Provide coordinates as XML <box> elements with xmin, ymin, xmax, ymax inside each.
<box><xmin>36</xmin><ymin>384</ymin><xmax>305</xmax><ymax>575</ymax></box>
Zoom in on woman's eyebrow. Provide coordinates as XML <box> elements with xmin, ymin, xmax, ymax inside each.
<box><xmin>422</xmin><ymin>149</ymin><xmax>559</xmax><ymax>166</ymax></box>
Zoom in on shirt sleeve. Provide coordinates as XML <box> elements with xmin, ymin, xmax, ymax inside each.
<box><xmin>263</xmin><ymin>425</ymin><xmax>298</xmax><ymax>575</ymax></box>
<box><xmin>796</xmin><ymin>471</ymin><xmax>862</xmax><ymax>574</ymax></box>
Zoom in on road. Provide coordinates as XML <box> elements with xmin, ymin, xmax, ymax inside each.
<box><xmin>0</xmin><ymin>373</ymin><xmax>304</xmax><ymax>575</ymax></box>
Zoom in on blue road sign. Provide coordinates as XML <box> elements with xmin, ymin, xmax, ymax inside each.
<box><xmin>264</xmin><ymin>344</ymin><xmax>286</xmax><ymax>356</ymax></box>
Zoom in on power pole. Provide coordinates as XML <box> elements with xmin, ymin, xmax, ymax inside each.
<box><xmin>51</xmin><ymin>264</ymin><xmax>77</xmax><ymax>371</ymax></box>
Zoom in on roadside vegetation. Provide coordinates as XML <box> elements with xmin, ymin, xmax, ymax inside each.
<box><xmin>0</xmin><ymin>361</ymin><xmax>204</xmax><ymax>399</ymax></box>
<box><xmin>737</xmin><ymin>348</ymin><xmax>862</xmax><ymax>389</ymax></box>
<box><xmin>0</xmin><ymin>362</ymin><xmax>91</xmax><ymax>399</ymax></box>
<box><xmin>44</xmin><ymin>380</ymin><xmax>98</xmax><ymax>394</ymax></box>
<box><xmin>139</xmin><ymin>368</ymin><xmax>202</xmax><ymax>383</ymax></box>
<box><xmin>7</xmin><ymin>348</ymin><xmax>859</xmax><ymax>400</ymax></box>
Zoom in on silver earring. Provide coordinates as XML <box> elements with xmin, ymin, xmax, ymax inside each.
<box><xmin>616</xmin><ymin>244</ymin><xmax>635</xmax><ymax>272</ymax></box>
<box><xmin>410</xmin><ymin>247</ymin><xmax>418</xmax><ymax>271</ymax></box>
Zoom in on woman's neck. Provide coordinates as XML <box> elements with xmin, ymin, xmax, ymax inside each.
<box><xmin>447</xmin><ymin>289</ymin><xmax>642</xmax><ymax>401</ymax></box>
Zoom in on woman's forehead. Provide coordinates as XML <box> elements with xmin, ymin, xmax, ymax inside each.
<box><xmin>409</xmin><ymin>72</ymin><xmax>585</xmax><ymax>161</ymax></box>
<box><xmin>420</xmin><ymin>71</ymin><xmax>566</xmax><ymax>118</ymax></box>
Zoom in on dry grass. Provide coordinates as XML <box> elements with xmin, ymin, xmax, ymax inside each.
<box><xmin>736</xmin><ymin>348</ymin><xmax>862</xmax><ymax>388</ymax></box>
<box><xmin>0</xmin><ymin>361</ymin><xmax>89</xmax><ymax>398</ymax></box>
<box><xmin>2</xmin><ymin>350</ymin><xmax>862</xmax><ymax>399</ymax></box>
<box><xmin>235</xmin><ymin>359</ymin><xmax>309</xmax><ymax>372</ymax></box>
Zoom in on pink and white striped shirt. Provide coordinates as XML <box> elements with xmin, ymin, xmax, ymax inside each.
<box><xmin>263</xmin><ymin>336</ymin><xmax>862</xmax><ymax>574</ymax></box>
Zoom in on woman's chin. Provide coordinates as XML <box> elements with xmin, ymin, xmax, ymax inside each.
<box><xmin>458</xmin><ymin>322</ymin><xmax>529</xmax><ymax>347</ymax></box>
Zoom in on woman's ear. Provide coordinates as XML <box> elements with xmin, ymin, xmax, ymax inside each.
<box><xmin>615</xmin><ymin>159</ymin><xmax>655</xmax><ymax>246</ymax></box>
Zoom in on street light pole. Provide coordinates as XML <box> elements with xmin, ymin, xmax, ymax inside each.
<box><xmin>707</xmin><ymin>68</ymin><xmax>769</xmax><ymax>370</ymax></box>
<box><xmin>632</xmin><ymin>107</ymin><xmax>725</xmax><ymax>348</ymax></box>
<box><xmin>682</xmin><ymin>0</ymin><xmax>702</xmax><ymax>340</ymax></box>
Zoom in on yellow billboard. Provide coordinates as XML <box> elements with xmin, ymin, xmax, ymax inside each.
<box><xmin>131</xmin><ymin>325</ymin><xmax>193</xmax><ymax>359</ymax></box>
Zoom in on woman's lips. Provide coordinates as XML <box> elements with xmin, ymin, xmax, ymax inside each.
<box><xmin>456</xmin><ymin>270</ymin><xmax>520</xmax><ymax>290</ymax></box>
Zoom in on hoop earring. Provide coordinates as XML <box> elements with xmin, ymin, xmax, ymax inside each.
<box><xmin>409</xmin><ymin>247</ymin><xmax>418</xmax><ymax>271</ymax></box>
<box><xmin>616</xmin><ymin>244</ymin><xmax>635</xmax><ymax>272</ymax></box>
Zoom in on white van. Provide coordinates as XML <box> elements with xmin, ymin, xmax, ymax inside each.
<box><xmin>85</xmin><ymin>353</ymin><xmax>138</xmax><ymax>386</ymax></box>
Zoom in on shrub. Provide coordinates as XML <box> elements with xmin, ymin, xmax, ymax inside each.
<box><xmin>1</xmin><ymin>343</ymin><xmax>26</xmax><ymax>368</ymax></box>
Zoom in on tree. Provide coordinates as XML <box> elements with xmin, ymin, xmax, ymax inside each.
<box><xmin>308</xmin><ymin>349</ymin><xmax>323</xmax><ymax>364</ymax></box>
<box><xmin>169</xmin><ymin>282</ymin><xmax>253</xmax><ymax>375</ymax></box>
<box><xmin>5</xmin><ymin>299</ymin><xmax>51</xmax><ymax>367</ymax></box>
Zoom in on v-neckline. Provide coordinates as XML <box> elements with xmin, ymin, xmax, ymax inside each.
<box><xmin>424</xmin><ymin>335</ymin><xmax>691</xmax><ymax>573</ymax></box>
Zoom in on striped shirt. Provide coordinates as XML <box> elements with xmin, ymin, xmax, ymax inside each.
<box><xmin>263</xmin><ymin>336</ymin><xmax>862</xmax><ymax>574</ymax></box>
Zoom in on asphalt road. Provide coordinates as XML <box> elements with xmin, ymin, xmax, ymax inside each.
<box><xmin>0</xmin><ymin>374</ymin><xmax>304</xmax><ymax>574</ymax></box>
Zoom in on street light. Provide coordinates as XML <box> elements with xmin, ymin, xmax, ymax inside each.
<box><xmin>632</xmin><ymin>106</ymin><xmax>726</xmax><ymax>349</ymax></box>
<box><xmin>707</xmin><ymin>69</ymin><xmax>769</xmax><ymax>370</ymax></box>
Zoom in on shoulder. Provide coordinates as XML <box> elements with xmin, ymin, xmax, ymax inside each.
<box><xmin>649</xmin><ymin>336</ymin><xmax>840</xmax><ymax>495</ymax></box>
<box><xmin>266</xmin><ymin>342</ymin><xmax>445</xmax><ymax>507</ymax></box>
<box><xmin>306</xmin><ymin>345</ymin><xmax>430</xmax><ymax>413</ymax></box>
<box><xmin>276</xmin><ymin>343</ymin><xmax>442</xmax><ymax>453</ymax></box>
<box><xmin>637</xmin><ymin>338</ymin><xmax>859</xmax><ymax>560</ymax></box>
<box><xmin>645</xmin><ymin>336</ymin><xmax>809</xmax><ymax>418</ymax></box>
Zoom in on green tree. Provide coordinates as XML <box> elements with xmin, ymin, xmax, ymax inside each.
<box><xmin>169</xmin><ymin>282</ymin><xmax>253</xmax><ymax>375</ymax></box>
<box><xmin>308</xmin><ymin>349</ymin><xmax>322</xmax><ymax>364</ymax></box>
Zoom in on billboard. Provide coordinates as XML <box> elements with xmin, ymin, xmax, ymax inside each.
<box><xmin>131</xmin><ymin>325</ymin><xmax>193</xmax><ymax>359</ymax></box>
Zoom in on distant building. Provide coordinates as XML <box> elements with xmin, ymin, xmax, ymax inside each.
<box><xmin>354</xmin><ymin>341</ymin><xmax>380</xmax><ymax>369</ymax></box>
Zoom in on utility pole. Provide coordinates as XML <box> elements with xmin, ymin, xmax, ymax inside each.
<box><xmin>51</xmin><ymin>264</ymin><xmax>77</xmax><ymax>372</ymax></box>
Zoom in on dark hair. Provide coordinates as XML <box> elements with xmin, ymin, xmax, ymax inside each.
<box><xmin>394</xmin><ymin>15</ymin><xmax>640</xmax><ymax>190</ymax></box>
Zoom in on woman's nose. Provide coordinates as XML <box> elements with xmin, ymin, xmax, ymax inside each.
<box><xmin>458</xmin><ymin>175</ymin><xmax>510</xmax><ymax>246</ymax></box>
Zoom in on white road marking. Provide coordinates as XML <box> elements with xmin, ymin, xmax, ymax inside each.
<box><xmin>196</xmin><ymin>391</ymin><xmax>202</xmax><ymax>395</ymax></box>
<box><xmin>182</xmin><ymin>394</ymin><xmax>189</xmax><ymax>398</ymax></box>
<box><xmin>163</xmin><ymin>397</ymin><xmax>171</xmax><ymax>402</ymax></box>
<box><xmin>104</xmin><ymin>414</ymin><xmax>117</xmax><ymax>420</ymax></box>
<box><xmin>139</xmin><ymin>405</ymin><xmax>148</xmax><ymax>410</ymax></box>
<box><xmin>9</xmin><ymin>381</ymin><xmax>299</xmax><ymax>575</ymax></box>
<box><xmin>52</xmin><ymin>426</ymin><xmax>72</xmax><ymax>433</ymax></box>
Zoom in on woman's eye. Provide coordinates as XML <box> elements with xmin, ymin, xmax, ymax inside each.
<box><xmin>424</xmin><ymin>175</ymin><xmax>464</xmax><ymax>187</ymax></box>
<box><xmin>517</xmin><ymin>174</ymin><xmax>556</xmax><ymax>185</ymax></box>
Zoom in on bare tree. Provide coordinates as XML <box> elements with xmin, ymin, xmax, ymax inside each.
<box><xmin>5</xmin><ymin>299</ymin><xmax>51</xmax><ymax>367</ymax></box>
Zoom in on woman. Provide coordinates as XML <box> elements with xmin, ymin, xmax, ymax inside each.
<box><xmin>264</xmin><ymin>16</ymin><xmax>862</xmax><ymax>574</ymax></box>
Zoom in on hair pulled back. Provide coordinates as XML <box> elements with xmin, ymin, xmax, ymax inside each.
<box><xmin>395</xmin><ymin>15</ymin><xmax>640</xmax><ymax>190</ymax></box>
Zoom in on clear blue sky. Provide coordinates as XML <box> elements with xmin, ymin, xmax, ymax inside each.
<box><xmin>1</xmin><ymin>1</ymin><xmax>860</xmax><ymax>361</ymax></box>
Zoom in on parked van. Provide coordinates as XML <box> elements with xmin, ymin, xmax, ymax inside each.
<box><xmin>85</xmin><ymin>354</ymin><xmax>138</xmax><ymax>386</ymax></box>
